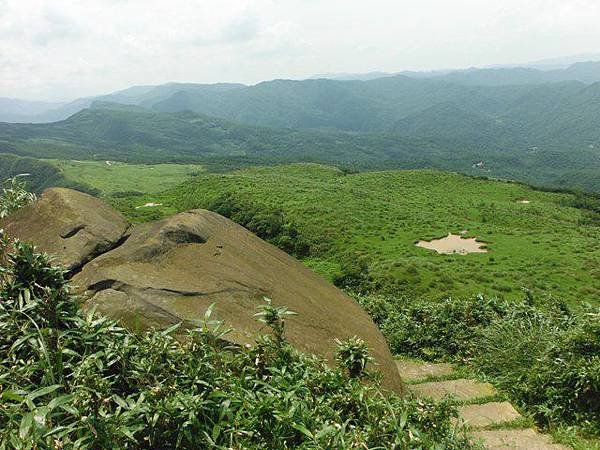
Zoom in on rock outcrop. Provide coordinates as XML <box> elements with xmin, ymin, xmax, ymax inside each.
<box><xmin>1</xmin><ymin>188</ymin><xmax>129</xmax><ymax>271</ymax></box>
<box><xmin>2</xmin><ymin>188</ymin><xmax>404</xmax><ymax>394</ymax></box>
<box><xmin>73</xmin><ymin>209</ymin><xmax>404</xmax><ymax>393</ymax></box>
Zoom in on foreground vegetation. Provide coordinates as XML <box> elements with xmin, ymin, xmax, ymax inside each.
<box><xmin>110</xmin><ymin>164</ymin><xmax>600</xmax><ymax>444</ymax></box>
<box><xmin>113</xmin><ymin>164</ymin><xmax>600</xmax><ymax>307</ymax></box>
<box><xmin>357</xmin><ymin>293</ymin><xmax>600</xmax><ymax>439</ymax></box>
<box><xmin>0</xmin><ymin>237</ymin><xmax>472</xmax><ymax>449</ymax></box>
<box><xmin>2</xmin><ymin>168</ymin><xmax>598</xmax><ymax>446</ymax></box>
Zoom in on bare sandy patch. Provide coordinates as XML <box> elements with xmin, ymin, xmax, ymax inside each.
<box><xmin>416</xmin><ymin>233</ymin><xmax>488</xmax><ymax>255</ymax></box>
<box><xmin>517</xmin><ymin>200</ymin><xmax>531</xmax><ymax>204</ymax></box>
<box><xmin>135</xmin><ymin>202</ymin><xmax>163</xmax><ymax>209</ymax></box>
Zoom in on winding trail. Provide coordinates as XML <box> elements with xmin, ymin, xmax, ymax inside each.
<box><xmin>396</xmin><ymin>360</ymin><xmax>569</xmax><ymax>449</ymax></box>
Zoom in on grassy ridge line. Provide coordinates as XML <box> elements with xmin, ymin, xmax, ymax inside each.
<box><xmin>113</xmin><ymin>163</ymin><xmax>600</xmax><ymax>307</ymax></box>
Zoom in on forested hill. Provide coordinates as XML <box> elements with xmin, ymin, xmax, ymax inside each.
<box><xmin>0</xmin><ymin>105</ymin><xmax>449</xmax><ymax>165</ymax></box>
<box><xmin>2</xmin><ymin>103</ymin><xmax>600</xmax><ymax>193</ymax></box>
<box><xmin>151</xmin><ymin>77</ymin><xmax>600</xmax><ymax>151</ymax></box>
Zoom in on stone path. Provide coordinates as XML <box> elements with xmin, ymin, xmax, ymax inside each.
<box><xmin>396</xmin><ymin>359</ymin><xmax>570</xmax><ymax>449</ymax></box>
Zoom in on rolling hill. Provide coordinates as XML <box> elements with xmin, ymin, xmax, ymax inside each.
<box><xmin>106</xmin><ymin>163</ymin><xmax>600</xmax><ymax>308</ymax></box>
<box><xmin>0</xmin><ymin>103</ymin><xmax>452</xmax><ymax>165</ymax></box>
<box><xmin>0</xmin><ymin>153</ymin><xmax>95</xmax><ymax>193</ymax></box>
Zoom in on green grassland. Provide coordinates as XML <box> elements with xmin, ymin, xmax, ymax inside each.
<box><xmin>49</xmin><ymin>159</ymin><xmax>204</xmax><ymax>195</ymax></box>
<box><xmin>102</xmin><ymin>163</ymin><xmax>600</xmax><ymax>307</ymax></box>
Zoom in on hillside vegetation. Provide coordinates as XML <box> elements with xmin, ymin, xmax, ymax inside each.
<box><xmin>110</xmin><ymin>164</ymin><xmax>600</xmax><ymax>308</ymax></box>
<box><xmin>0</xmin><ymin>196</ymin><xmax>472</xmax><ymax>449</ymax></box>
<box><xmin>0</xmin><ymin>154</ymin><xmax>95</xmax><ymax>194</ymax></box>
<box><xmin>105</xmin><ymin>163</ymin><xmax>600</xmax><ymax>444</ymax></box>
<box><xmin>358</xmin><ymin>293</ymin><xmax>599</xmax><ymax>443</ymax></box>
<box><xmin>4</xmin><ymin>104</ymin><xmax>600</xmax><ymax>193</ymax></box>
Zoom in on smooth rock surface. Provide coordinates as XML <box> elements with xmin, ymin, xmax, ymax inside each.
<box><xmin>1</xmin><ymin>188</ymin><xmax>129</xmax><ymax>271</ymax></box>
<box><xmin>410</xmin><ymin>379</ymin><xmax>496</xmax><ymax>401</ymax></box>
<box><xmin>395</xmin><ymin>360</ymin><xmax>455</xmax><ymax>382</ymax></box>
<box><xmin>73</xmin><ymin>209</ymin><xmax>404</xmax><ymax>394</ymax></box>
<box><xmin>470</xmin><ymin>429</ymin><xmax>569</xmax><ymax>450</ymax></box>
<box><xmin>456</xmin><ymin>402</ymin><xmax>521</xmax><ymax>428</ymax></box>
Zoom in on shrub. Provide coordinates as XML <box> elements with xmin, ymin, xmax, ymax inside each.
<box><xmin>208</xmin><ymin>193</ymin><xmax>311</xmax><ymax>258</ymax></box>
<box><xmin>334</xmin><ymin>336</ymin><xmax>373</xmax><ymax>379</ymax></box>
<box><xmin>332</xmin><ymin>254</ymin><xmax>373</xmax><ymax>293</ymax></box>
<box><xmin>0</xmin><ymin>177</ymin><xmax>36</xmax><ymax>219</ymax></box>
<box><xmin>355</xmin><ymin>292</ymin><xmax>600</xmax><ymax>433</ymax></box>
<box><xmin>473</xmin><ymin>304</ymin><xmax>599</xmax><ymax>428</ymax></box>
<box><xmin>0</xmin><ymin>241</ymin><xmax>472</xmax><ymax>449</ymax></box>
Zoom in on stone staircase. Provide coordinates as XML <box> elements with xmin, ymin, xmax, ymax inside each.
<box><xmin>396</xmin><ymin>360</ymin><xmax>569</xmax><ymax>450</ymax></box>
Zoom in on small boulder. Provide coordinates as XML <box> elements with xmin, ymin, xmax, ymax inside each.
<box><xmin>1</xmin><ymin>188</ymin><xmax>129</xmax><ymax>271</ymax></box>
<box><xmin>73</xmin><ymin>209</ymin><xmax>404</xmax><ymax>394</ymax></box>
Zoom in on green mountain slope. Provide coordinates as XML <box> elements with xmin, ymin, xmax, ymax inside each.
<box><xmin>152</xmin><ymin>76</ymin><xmax>536</xmax><ymax>132</ymax></box>
<box><xmin>0</xmin><ymin>104</ymin><xmax>451</xmax><ymax>165</ymax></box>
<box><xmin>0</xmin><ymin>153</ymin><xmax>95</xmax><ymax>193</ymax></box>
<box><xmin>3</xmin><ymin>103</ymin><xmax>600</xmax><ymax>192</ymax></box>
<box><xmin>149</xmin><ymin>76</ymin><xmax>600</xmax><ymax>155</ymax></box>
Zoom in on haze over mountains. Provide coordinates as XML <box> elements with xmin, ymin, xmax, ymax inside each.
<box><xmin>3</xmin><ymin>59</ymin><xmax>600</xmax><ymax>124</ymax></box>
<box><xmin>1</xmin><ymin>57</ymin><xmax>600</xmax><ymax>192</ymax></box>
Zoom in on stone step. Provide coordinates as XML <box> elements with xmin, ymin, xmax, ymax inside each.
<box><xmin>410</xmin><ymin>378</ymin><xmax>496</xmax><ymax>402</ymax></box>
<box><xmin>395</xmin><ymin>360</ymin><xmax>455</xmax><ymax>382</ymax></box>
<box><xmin>470</xmin><ymin>429</ymin><xmax>570</xmax><ymax>450</ymax></box>
<box><xmin>454</xmin><ymin>402</ymin><xmax>521</xmax><ymax>428</ymax></box>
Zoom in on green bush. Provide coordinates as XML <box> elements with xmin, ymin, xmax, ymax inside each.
<box><xmin>208</xmin><ymin>193</ymin><xmax>311</xmax><ymax>258</ymax></box>
<box><xmin>356</xmin><ymin>293</ymin><xmax>600</xmax><ymax>432</ymax></box>
<box><xmin>0</xmin><ymin>177</ymin><xmax>37</xmax><ymax>219</ymax></box>
<box><xmin>0</xmin><ymin>239</ymin><xmax>472</xmax><ymax>449</ymax></box>
<box><xmin>474</xmin><ymin>304</ymin><xmax>600</xmax><ymax>429</ymax></box>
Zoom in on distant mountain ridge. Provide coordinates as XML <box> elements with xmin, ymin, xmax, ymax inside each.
<box><xmin>311</xmin><ymin>57</ymin><xmax>600</xmax><ymax>82</ymax></box>
<box><xmin>2</xmin><ymin>102</ymin><xmax>600</xmax><ymax>193</ymax></box>
<box><xmin>2</xmin><ymin>58</ymin><xmax>600</xmax><ymax>124</ymax></box>
<box><xmin>0</xmin><ymin>83</ymin><xmax>245</xmax><ymax>124</ymax></box>
<box><xmin>2</xmin><ymin>55</ymin><xmax>600</xmax><ymax>192</ymax></box>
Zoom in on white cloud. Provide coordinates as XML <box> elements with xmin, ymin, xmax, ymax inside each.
<box><xmin>1</xmin><ymin>0</ymin><xmax>600</xmax><ymax>100</ymax></box>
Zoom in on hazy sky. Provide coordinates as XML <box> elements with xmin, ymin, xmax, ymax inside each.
<box><xmin>1</xmin><ymin>0</ymin><xmax>600</xmax><ymax>101</ymax></box>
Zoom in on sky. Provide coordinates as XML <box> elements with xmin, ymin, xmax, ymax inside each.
<box><xmin>1</xmin><ymin>0</ymin><xmax>600</xmax><ymax>101</ymax></box>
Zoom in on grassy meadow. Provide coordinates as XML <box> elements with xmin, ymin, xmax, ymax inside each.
<box><xmin>85</xmin><ymin>163</ymin><xmax>600</xmax><ymax>307</ymax></box>
<box><xmin>49</xmin><ymin>159</ymin><xmax>204</xmax><ymax>195</ymax></box>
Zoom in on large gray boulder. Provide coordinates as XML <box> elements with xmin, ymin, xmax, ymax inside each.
<box><xmin>73</xmin><ymin>209</ymin><xmax>405</xmax><ymax>394</ymax></box>
<box><xmin>1</xmin><ymin>188</ymin><xmax>129</xmax><ymax>271</ymax></box>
